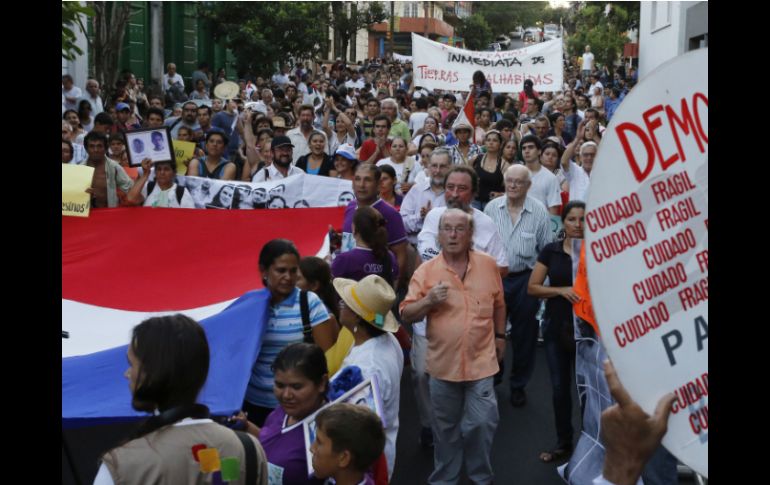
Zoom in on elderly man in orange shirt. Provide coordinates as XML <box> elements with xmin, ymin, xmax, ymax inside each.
<box><xmin>401</xmin><ymin>208</ymin><xmax>506</xmax><ymax>485</ymax></box>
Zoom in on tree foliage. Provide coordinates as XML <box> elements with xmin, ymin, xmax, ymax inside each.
<box><xmin>566</xmin><ymin>2</ymin><xmax>640</xmax><ymax>69</ymax></box>
<box><xmin>331</xmin><ymin>1</ymin><xmax>386</xmax><ymax>61</ymax></box>
<box><xmin>62</xmin><ymin>2</ymin><xmax>95</xmax><ymax>61</ymax></box>
<box><xmin>457</xmin><ymin>14</ymin><xmax>493</xmax><ymax>51</ymax></box>
<box><xmin>475</xmin><ymin>1</ymin><xmax>567</xmax><ymax>34</ymax></box>
<box><xmin>200</xmin><ymin>2</ymin><xmax>329</xmax><ymax>75</ymax></box>
<box><xmin>90</xmin><ymin>1</ymin><xmax>133</xmax><ymax>101</ymax></box>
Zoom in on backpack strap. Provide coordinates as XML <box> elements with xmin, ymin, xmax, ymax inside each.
<box><xmin>175</xmin><ymin>185</ymin><xmax>185</xmax><ymax>204</ymax></box>
<box><xmin>233</xmin><ymin>430</ymin><xmax>257</xmax><ymax>485</ymax></box>
<box><xmin>300</xmin><ymin>290</ymin><xmax>313</xmax><ymax>343</ymax></box>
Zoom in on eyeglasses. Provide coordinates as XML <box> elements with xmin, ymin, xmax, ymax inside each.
<box><xmin>505</xmin><ymin>179</ymin><xmax>529</xmax><ymax>187</ymax></box>
<box><xmin>440</xmin><ymin>226</ymin><xmax>468</xmax><ymax>234</ymax></box>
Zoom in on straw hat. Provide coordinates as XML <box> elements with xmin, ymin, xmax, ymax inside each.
<box><xmin>333</xmin><ymin>275</ymin><xmax>398</xmax><ymax>333</ymax></box>
<box><xmin>214</xmin><ymin>81</ymin><xmax>240</xmax><ymax>100</ymax></box>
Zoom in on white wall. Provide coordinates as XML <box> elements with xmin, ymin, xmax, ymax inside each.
<box><xmin>639</xmin><ymin>1</ymin><xmax>705</xmax><ymax>80</ymax></box>
<box><xmin>62</xmin><ymin>3</ymin><xmax>91</xmax><ymax>90</ymax></box>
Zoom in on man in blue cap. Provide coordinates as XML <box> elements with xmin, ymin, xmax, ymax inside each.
<box><xmin>115</xmin><ymin>102</ymin><xmax>141</xmax><ymax>133</ymax></box>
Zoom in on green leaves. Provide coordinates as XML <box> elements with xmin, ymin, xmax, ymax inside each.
<box><xmin>200</xmin><ymin>1</ymin><xmax>328</xmax><ymax>73</ymax></box>
<box><xmin>457</xmin><ymin>14</ymin><xmax>493</xmax><ymax>51</ymax></box>
<box><xmin>566</xmin><ymin>1</ymin><xmax>639</xmax><ymax>69</ymax></box>
<box><xmin>62</xmin><ymin>2</ymin><xmax>95</xmax><ymax>61</ymax></box>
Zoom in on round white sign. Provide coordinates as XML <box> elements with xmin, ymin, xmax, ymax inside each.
<box><xmin>585</xmin><ymin>48</ymin><xmax>708</xmax><ymax>477</ymax></box>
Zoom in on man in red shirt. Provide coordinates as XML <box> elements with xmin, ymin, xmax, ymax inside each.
<box><xmin>357</xmin><ymin>114</ymin><xmax>392</xmax><ymax>164</ymax></box>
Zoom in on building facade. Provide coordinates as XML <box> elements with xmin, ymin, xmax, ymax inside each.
<box><xmin>62</xmin><ymin>1</ymin><xmax>236</xmax><ymax>95</ymax></box>
<box><xmin>368</xmin><ymin>1</ymin><xmax>454</xmax><ymax>57</ymax></box>
<box><xmin>638</xmin><ymin>1</ymin><xmax>707</xmax><ymax>79</ymax></box>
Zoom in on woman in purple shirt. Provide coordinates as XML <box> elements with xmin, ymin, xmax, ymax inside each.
<box><xmin>332</xmin><ymin>206</ymin><xmax>399</xmax><ymax>286</ymax></box>
<box><xmin>249</xmin><ymin>343</ymin><xmax>329</xmax><ymax>485</ymax></box>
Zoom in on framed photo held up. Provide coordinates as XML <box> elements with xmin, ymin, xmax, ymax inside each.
<box><xmin>125</xmin><ymin>127</ymin><xmax>176</xmax><ymax>167</ymax></box>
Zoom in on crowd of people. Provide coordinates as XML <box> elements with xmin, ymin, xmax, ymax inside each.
<box><xmin>65</xmin><ymin>50</ymin><xmax>681</xmax><ymax>485</ymax></box>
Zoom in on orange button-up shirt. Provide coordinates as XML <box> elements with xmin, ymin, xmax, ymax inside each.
<box><xmin>400</xmin><ymin>250</ymin><xmax>506</xmax><ymax>382</ymax></box>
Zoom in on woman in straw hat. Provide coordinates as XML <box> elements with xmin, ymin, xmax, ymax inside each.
<box><xmin>333</xmin><ymin>274</ymin><xmax>404</xmax><ymax>480</ymax></box>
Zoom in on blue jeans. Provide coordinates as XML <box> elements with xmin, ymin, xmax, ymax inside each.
<box><xmin>543</xmin><ymin>318</ymin><xmax>575</xmax><ymax>446</ymax></box>
<box><xmin>503</xmin><ymin>271</ymin><xmax>540</xmax><ymax>391</ymax></box>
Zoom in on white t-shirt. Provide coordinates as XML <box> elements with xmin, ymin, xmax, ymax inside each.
<box><xmin>251</xmin><ymin>164</ymin><xmax>305</xmax><ymax>183</ymax></box>
<box><xmin>408</xmin><ymin>112</ymin><xmax>430</xmax><ymax>134</ymax></box>
<box><xmin>582</xmin><ymin>52</ymin><xmax>595</xmax><ymax>71</ymax></box>
<box><xmin>272</xmin><ymin>73</ymin><xmax>290</xmax><ymax>87</ymax></box>
<box><xmin>162</xmin><ymin>73</ymin><xmax>184</xmax><ymax>92</ymax></box>
<box><xmin>141</xmin><ymin>183</ymin><xmax>196</xmax><ymax>208</ymax></box>
<box><xmin>564</xmin><ymin>160</ymin><xmax>591</xmax><ymax>202</ymax></box>
<box><xmin>328</xmin><ymin>130</ymin><xmax>357</xmax><ymax>157</ymax></box>
<box><xmin>528</xmin><ymin>166</ymin><xmax>563</xmax><ymax>209</ymax></box>
<box><xmin>62</xmin><ymin>85</ymin><xmax>83</xmax><ymax>111</ymax></box>
<box><xmin>376</xmin><ymin>157</ymin><xmax>420</xmax><ymax>192</ymax></box>
<box><xmin>286</xmin><ymin>128</ymin><xmax>311</xmax><ymax>164</ymax></box>
<box><xmin>340</xmin><ymin>333</ymin><xmax>403</xmax><ymax>479</ymax></box>
<box><xmin>345</xmin><ymin>78</ymin><xmax>365</xmax><ymax>89</ymax></box>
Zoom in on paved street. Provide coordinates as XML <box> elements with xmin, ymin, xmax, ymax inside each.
<box><xmin>391</xmin><ymin>343</ymin><xmax>581</xmax><ymax>485</ymax></box>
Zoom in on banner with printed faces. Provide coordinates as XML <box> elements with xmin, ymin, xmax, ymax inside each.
<box><xmin>177</xmin><ymin>173</ymin><xmax>354</xmax><ymax>210</ymax></box>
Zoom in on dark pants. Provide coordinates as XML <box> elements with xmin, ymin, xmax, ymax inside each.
<box><xmin>242</xmin><ymin>400</ymin><xmax>274</xmax><ymax>428</ymax></box>
<box><xmin>503</xmin><ymin>271</ymin><xmax>540</xmax><ymax>391</ymax></box>
<box><xmin>543</xmin><ymin>318</ymin><xmax>575</xmax><ymax>446</ymax></box>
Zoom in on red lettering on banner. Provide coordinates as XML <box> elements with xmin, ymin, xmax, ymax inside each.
<box><xmin>643</xmin><ymin>105</ymin><xmax>680</xmax><ymax>172</ymax></box>
<box><xmin>613</xmin><ymin>301</ymin><xmax>669</xmax><ymax>348</ymax></box>
<box><xmin>417</xmin><ymin>65</ymin><xmax>459</xmax><ymax>83</ymax></box>
<box><xmin>632</xmin><ymin>262</ymin><xmax>688</xmax><ymax>305</ymax></box>
<box><xmin>696</xmin><ymin>250</ymin><xmax>708</xmax><ymax>274</ymax></box>
<box><xmin>689</xmin><ymin>405</ymin><xmax>708</xmax><ymax>435</ymax></box>
<box><xmin>642</xmin><ymin>228</ymin><xmax>697</xmax><ymax>270</ymax></box>
<box><xmin>585</xmin><ymin>193</ymin><xmax>642</xmax><ymax>232</ymax></box>
<box><xmin>655</xmin><ymin>196</ymin><xmax>702</xmax><ymax>232</ymax></box>
<box><xmin>616</xmin><ymin>93</ymin><xmax>709</xmax><ymax>183</ymax></box>
<box><xmin>671</xmin><ymin>372</ymin><xmax>709</xmax><ymax>414</ymax></box>
<box><xmin>590</xmin><ymin>220</ymin><xmax>647</xmax><ymax>263</ymax></box>
<box><xmin>678</xmin><ymin>277</ymin><xmax>708</xmax><ymax>311</ymax></box>
<box><xmin>665</xmin><ymin>97</ymin><xmax>706</xmax><ymax>159</ymax></box>
<box><xmin>650</xmin><ymin>171</ymin><xmax>697</xmax><ymax>204</ymax></box>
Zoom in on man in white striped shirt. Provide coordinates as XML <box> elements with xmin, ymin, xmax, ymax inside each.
<box><xmin>484</xmin><ymin>164</ymin><xmax>554</xmax><ymax>407</ymax></box>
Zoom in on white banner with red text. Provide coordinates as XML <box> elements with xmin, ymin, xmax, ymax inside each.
<box><xmin>585</xmin><ymin>48</ymin><xmax>708</xmax><ymax>477</ymax></box>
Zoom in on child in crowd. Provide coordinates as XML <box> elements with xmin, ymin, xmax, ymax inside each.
<box><xmin>311</xmin><ymin>403</ymin><xmax>386</xmax><ymax>485</ymax></box>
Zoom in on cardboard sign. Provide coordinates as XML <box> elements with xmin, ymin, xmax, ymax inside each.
<box><xmin>172</xmin><ymin>139</ymin><xmax>197</xmax><ymax>174</ymax></box>
<box><xmin>585</xmin><ymin>49</ymin><xmax>708</xmax><ymax>477</ymax></box>
<box><xmin>412</xmin><ymin>33</ymin><xmax>563</xmax><ymax>92</ymax></box>
<box><xmin>62</xmin><ymin>164</ymin><xmax>94</xmax><ymax>217</ymax></box>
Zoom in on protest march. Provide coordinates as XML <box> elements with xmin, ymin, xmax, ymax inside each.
<box><xmin>63</xmin><ymin>11</ymin><xmax>708</xmax><ymax>485</ymax></box>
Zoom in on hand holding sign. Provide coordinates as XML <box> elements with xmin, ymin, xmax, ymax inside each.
<box><xmin>601</xmin><ymin>360</ymin><xmax>676</xmax><ymax>485</ymax></box>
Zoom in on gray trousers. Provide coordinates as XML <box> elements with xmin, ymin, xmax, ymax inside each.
<box><xmin>428</xmin><ymin>376</ymin><xmax>499</xmax><ymax>485</ymax></box>
<box><xmin>410</xmin><ymin>332</ymin><xmax>433</xmax><ymax>428</ymax></box>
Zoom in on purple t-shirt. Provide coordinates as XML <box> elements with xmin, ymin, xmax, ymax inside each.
<box><xmin>258</xmin><ymin>407</ymin><xmax>324</xmax><ymax>485</ymax></box>
<box><xmin>341</xmin><ymin>199</ymin><xmax>408</xmax><ymax>253</ymax></box>
<box><xmin>331</xmin><ymin>247</ymin><xmax>399</xmax><ymax>284</ymax></box>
